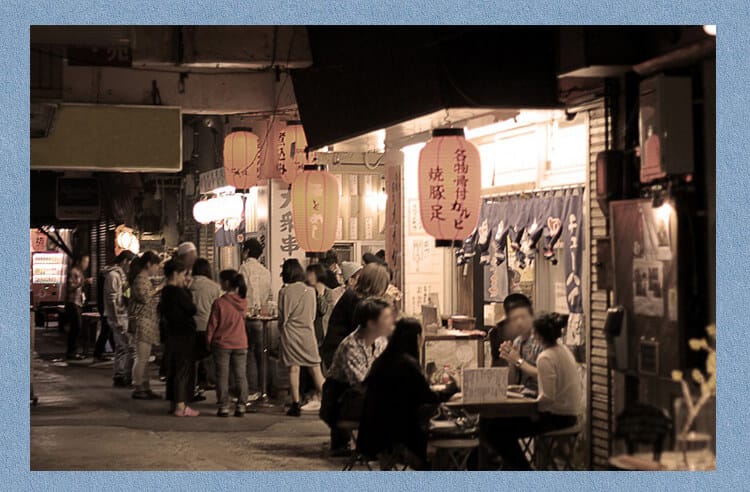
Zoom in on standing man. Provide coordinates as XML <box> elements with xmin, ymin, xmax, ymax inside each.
<box><xmin>176</xmin><ymin>242</ymin><xmax>198</xmax><ymax>287</ymax></box>
<box><xmin>104</xmin><ymin>250</ymin><xmax>137</xmax><ymax>387</ymax></box>
<box><xmin>238</xmin><ymin>238</ymin><xmax>272</xmax><ymax>402</ymax></box>
<box><xmin>499</xmin><ymin>293</ymin><xmax>543</xmax><ymax>395</ymax></box>
<box><xmin>65</xmin><ymin>255</ymin><xmax>91</xmax><ymax>360</ymax></box>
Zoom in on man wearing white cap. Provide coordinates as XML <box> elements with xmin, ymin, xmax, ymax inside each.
<box><xmin>330</xmin><ymin>261</ymin><xmax>362</xmax><ymax>306</ymax></box>
<box><xmin>176</xmin><ymin>242</ymin><xmax>198</xmax><ymax>287</ymax></box>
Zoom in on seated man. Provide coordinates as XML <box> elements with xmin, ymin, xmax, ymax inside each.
<box><xmin>485</xmin><ymin>313</ymin><xmax>581</xmax><ymax>470</ymax></box>
<box><xmin>499</xmin><ymin>293</ymin><xmax>543</xmax><ymax>396</ymax></box>
<box><xmin>319</xmin><ymin>297</ymin><xmax>393</xmax><ymax>456</ymax></box>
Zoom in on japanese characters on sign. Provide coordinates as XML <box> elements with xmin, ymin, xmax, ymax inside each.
<box><xmin>418</xmin><ymin>129</ymin><xmax>481</xmax><ymax>243</ymax></box>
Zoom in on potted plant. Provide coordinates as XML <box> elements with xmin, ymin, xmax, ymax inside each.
<box><xmin>671</xmin><ymin>324</ymin><xmax>716</xmax><ymax>470</ymax></box>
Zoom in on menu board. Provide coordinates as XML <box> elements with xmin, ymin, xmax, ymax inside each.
<box><xmin>462</xmin><ymin>367</ymin><xmax>508</xmax><ymax>403</ymax></box>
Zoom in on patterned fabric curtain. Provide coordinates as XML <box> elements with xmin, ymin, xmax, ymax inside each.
<box><xmin>462</xmin><ymin>188</ymin><xmax>584</xmax><ymax>348</ymax></box>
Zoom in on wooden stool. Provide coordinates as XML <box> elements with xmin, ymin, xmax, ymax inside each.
<box><xmin>429</xmin><ymin>438</ymin><xmax>479</xmax><ymax>470</ymax></box>
<box><xmin>337</xmin><ymin>421</ymin><xmax>372</xmax><ymax>471</ymax></box>
<box><xmin>534</xmin><ymin>424</ymin><xmax>581</xmax><ymax>470</ymax></box>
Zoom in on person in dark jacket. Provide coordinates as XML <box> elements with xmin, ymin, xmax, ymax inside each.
<box><xmin>320</xmin><ymin>263</ymin><xmax>390</xmax><ymax>371</ymax></box>
<box><xmin>159</xmin><ymin>258</ymin><xmax>200</xmax><ymax>417</ymax></box>
<box><xmin>357</xmin><ymin>318</ymin><xmax>457</xmax><ymax>469</ymax></box>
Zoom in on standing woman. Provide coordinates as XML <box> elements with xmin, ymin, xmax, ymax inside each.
<box><xmin>129</xmin><ymin>251</ymin><xmax>162</xmax><ymax>400</ymax></box>
<box><xmin>159</xmin><ymin>258</ymin><xmax>200</xmax><ymax>417</ymax></box>
<box><xmin>278</xmin><ymin>259</ymin><xmax>326</xmax><ymax>417</ymax></box>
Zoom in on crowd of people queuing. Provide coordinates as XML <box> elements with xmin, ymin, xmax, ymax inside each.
<box><xmin>65</xmin><ymin>238</ymin><xmax>580</xmax><ymax>469</ymax></box>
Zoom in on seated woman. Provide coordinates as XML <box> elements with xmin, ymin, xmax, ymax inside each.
<box><xmin>484</xmin><ymin>313</ymin><xmax>581</xmax><ymax>470</ymax></box>
<box><xmin>357</xmin><ymin>318</ymin><xmax>458</xmax><ymax>469</ymax></box>
<box><xmin>319</xmin><ymin>297</ymin><xmax>393</xmax><ymax>456</ymax></box>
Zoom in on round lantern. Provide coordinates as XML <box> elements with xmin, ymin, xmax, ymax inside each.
<box><xmin>418</xmin><ymin>128</ymin><xmax>482</xmax><ymax>247</ymax></box>
<box><xmin>277</xmin><ymin>120</ymin><xmax>316</xmax><ymax>184</ymax></box>
<box><xmin>213</xmin><ymin>194</ymin><xmax>244</xmax><ymax>220</ymax></box>
<box><xmin>258</xmin><ymin>120</ymin><xmax>283</xmax><ymax>180</ymax></box>
<box><xmin>291</xmin><ymin>164</ymin><xmax>339</xmax><ymax>254</ymax></box>
<box><xmin>193</xmin><ymin>199</ymin><xmax>214</xmax><ymax>224</ymax></box>
<box><xmin>223</xmin><ymin>127</ymin><xmax>261</xmax><ymax>190</ymax></box>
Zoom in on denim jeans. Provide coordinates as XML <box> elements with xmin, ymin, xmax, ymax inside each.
<box><xmin>111</xmin><ymin>320</ymin><xmax>135</xmax><ymax>382</ymax></box>
<box><xmin>245</xmin><ymin>320</ymin><xmax>263</xmax><ymax>392</ymax></box>
<box><xmin>214</xmin><ymin>348</ymin><xmax>248</xmax><ymax>411</ymax></box>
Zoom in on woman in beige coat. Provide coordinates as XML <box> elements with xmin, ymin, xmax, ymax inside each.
<box><xmin>278</xmin><ymin>259</ymin><xmax>325</xmax><ymax>416</ymax></box>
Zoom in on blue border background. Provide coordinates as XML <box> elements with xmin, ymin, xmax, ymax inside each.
<box><xmin>1</xmin><ymin>1</ymin><xmax>745</xmax><ymax>489</ymax></box>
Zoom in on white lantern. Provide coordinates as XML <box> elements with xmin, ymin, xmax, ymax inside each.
<box><xmin>214</xmin><ymin>194</ymin><xmax>244</xmax><ymax>220</ymax></box>
<box><xmin>193</xmin><ymin>200</ymin><xmax>214</xmax><ymax>224</ymax></box>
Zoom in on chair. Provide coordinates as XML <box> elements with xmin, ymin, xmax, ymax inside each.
<box><xmin>614</xmin><ymin>403</ymin><xmax>673</xmax><ymax>461</ymax></box>
<box><xmin>337</xmin><ymin>420</ymin><xmax>372</xmax><ymax>471</ymax></box>
<box><xmin>534</xmin><ymin>423</ymin><xmax>582</xmax><ymax>471</ymax></box>
<box><xmin>429</xmin><ymin>438</ymin><xmax>479</xmax><ymax>470</ymax></box>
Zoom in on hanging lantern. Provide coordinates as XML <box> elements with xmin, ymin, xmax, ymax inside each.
<box><xmin>258</xmin><ymin>120</ymin><xmax>283</xmax><ymax>180</ymax></box>
<box><xmin>223</xmin><ymin>127</ymin><xmax>260</xmax><ymax>190</ymax></box>
<box><xmin>213</xmin><ymin>194</ymin><xmax>244</xmax><ymax>220</ymax></box>
<box><xmin>291</xmin><ymin>164</ymin><xmax>339</xmax><ymax>254</ymax></box>
<box><xmin>277</xmin><ymin>120</ymin><xmax>316</xmax><ymax>184</ymax></box>
<box><xmin>193</xmin><ymin>199</ymin><xmax>214</xmax><ymax>224</ymax></box>
<box><xmin>418</xmin><ymin>128</ymin><xmax>482</xmax><ymax>247</ymax></box>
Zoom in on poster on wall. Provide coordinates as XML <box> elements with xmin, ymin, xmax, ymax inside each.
<box><xmin>269</xmin><ymin>180</ymin><xmax>306</xmax><ymax>295</ymax></box>
<box><xmin>384</xmin><ymin>157</ymin><xmax>403</xmax><ymax>295</ymax></box>
<box><xmin>632</xmin><ymin>258</ymin><xmax>664</xmax><ymax>317</ymax></box>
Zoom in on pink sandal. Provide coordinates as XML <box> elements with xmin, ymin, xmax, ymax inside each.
<box><xmin>174</xmin><ymin>406</ymin><xmax>200</xmax><ymax>417</ymax></box>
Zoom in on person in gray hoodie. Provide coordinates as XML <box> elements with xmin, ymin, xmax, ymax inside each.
<box><xmin>103</xmin><ymin>251</ymin><xmax>136</xmax><ymax>387</ymax></box>
<box><xmin>190</xmin><ymin>258</ymin><xmax>222</xmax><ymax>390</ymax></box>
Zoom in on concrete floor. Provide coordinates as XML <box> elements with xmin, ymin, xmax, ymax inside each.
<box><xmin>30</xmin><ymin>326</ymin><xmax>341</xmax><ymax>471</ymax></box>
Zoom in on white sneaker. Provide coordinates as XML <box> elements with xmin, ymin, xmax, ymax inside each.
<box><xmin>246</xmin><ymin>392</ymin><xmax>262</xmax><ymax>403</ymax></box>
<box><xmin>301</xmin><ymin>397</ymin><xmax>321</xmax><ymax>412</ymax></box>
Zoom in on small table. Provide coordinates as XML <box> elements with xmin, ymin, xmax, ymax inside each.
<box><xmin>446</xmin><ymin>394</ymin><xmax>538</xmax><ymax>468</ymax></box>
<box><xmin>246</xmin><ymin>314</ymin><xmax>279</xmax><ymax>410</ymax></box>
<box><xmin>446</xmin><ymin>395</ymin><xmax>538</xmax><ymax>418</ymax></box>
<box><xmin>80</xmin><ymin>312</ymin><xmax>101</xmax><ymax>357</ymax></box>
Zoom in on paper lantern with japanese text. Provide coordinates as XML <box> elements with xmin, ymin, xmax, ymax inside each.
<box><xmin>418</xmin><ymin>128</ymin><xmax>482</xmax><ymax>247</ymax></box>
<box><xmin>258</xmin><ymin>120</ymin><xmax>282</xmax><ymax>180</ymax></box>
<box><xmin>277</xmin><ymin>121</ymin><xmax>316</xmax><ymax>184</ymax></box>
<box><xmin>223</xmin><ymin>127</ymin><xmax>260</xmax><ymax>190</ymax></box>
<box><xmin>291</xmin><ymin>165</ymin><xmax>339</xmax><ymax>253</ymax></box>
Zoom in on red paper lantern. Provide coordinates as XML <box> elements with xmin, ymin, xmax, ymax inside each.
<box><xmin>418</xmin><ymin>128</ymin><xmax>481</xmax><ymax>247</ymax></box>
<box><xmin>258</xmin><ymin>120</ymin><xmax>282</xmax><ymax>180</ymax></box>
<box><xmin>277</xmin><ymin>120</ymin><xmax>316</xmax><ymax>184</ymax></box>
<box><xmin>223</xmin><ymin>127</ymin><xmax>260</xmax><ymax>190</ymax></box>
<box><xmin>291</xmin><ymin>165</ymin><xmax>339</xmax><ymax>253</ymax></box>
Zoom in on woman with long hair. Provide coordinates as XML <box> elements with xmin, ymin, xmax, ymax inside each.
<box><xmin>130</xmin><ymin>251</ymin><xmax>162</xmax><ymax>400</ymax></box>
<box><xmin>485</xmin><ymin>313</ymin><xmax>581</xmax><ymax>470</ymax></box>
<box><xmin>278</xmin><ymin>259</ymin><xmax>326</xmax><ymax>417</ymax></box>
<box><xmin>159</xmin><ymin>258</ymin><xmax>200</xmax><ymax>417</ymax></box>
<box><xmin>357</xmin><ymin>318</ymin><xmax>457</xmax><ymax>469</ymax></box>
<box><xmin>320</xmin><ymin>263</ymin><xmax>390</xmax><ymax>370</ymax></box>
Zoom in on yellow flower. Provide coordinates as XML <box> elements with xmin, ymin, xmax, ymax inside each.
<box><xmin>706</xmin><ymin>324</ymin><xmax>716</xmax><ymax>338</ymax></box>
<box><xmin>692</xmin><ymin>369</ymin><xmax>705</xmax><ymax>384</ymax></box>
<box><xmin>671</xmin><ymin>370</ymin><xmax>683</xmax><ymax>381</ymax></box>
<box><xmin>707</xmin><ymin>352</ymin><xmax>716</xmax><ymax>375</ymax></box>
<box><xmin>688</xmin><ymin>338</ymin><xmax>708</xmax><ymax>351</ymax></box>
